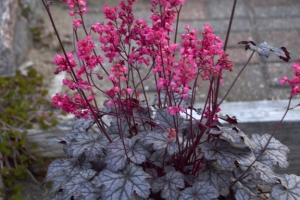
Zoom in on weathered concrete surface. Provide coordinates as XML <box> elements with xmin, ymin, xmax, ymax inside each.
<box><xmin>0</xmin><ymin>0</ymin><xmax>44</xmax><ymax>77</ymax></box>
<box><xmin>0</xmin><ymin>0</ymin><xmax>19</xmax><ymax>76</ymax></box>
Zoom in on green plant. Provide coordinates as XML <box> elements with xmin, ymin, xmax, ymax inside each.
<box><xmin>0</xmin><ymin>69</ymin><xmax>57</xmax><ymax>199</ymax></box>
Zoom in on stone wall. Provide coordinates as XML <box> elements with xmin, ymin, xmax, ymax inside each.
<box><xmin>0</xmin><ymin>0</ymin><xmax>43</xmax><ymax>77</ymax></box>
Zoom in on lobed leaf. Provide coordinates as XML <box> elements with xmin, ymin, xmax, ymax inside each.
<box><xmin>202</xmin><ymin>139</ymin><xmax>255</xmax><ymax>168</ymax></box>
<box><xmin>144</xmin><ymin>131</ymin><xmax>178</xmax><ymax>155</ymax></box>
<box><xmin>251</xmin><ymin>134</ymin><xmax>290</xmax><ymax>168</ymax></box>
<box><xmin>152</xmin><ymin>171</ymin><xmax>185</xmax><ymax>200</ymax></box>
<box><xmin>106</xmin><ymin>119</ymin><xmax>130</xmax><ymax>137</ymax></box>
<box><xmin>105</xmin><ymin>138</ymin><xmax>149</xmax><ymax>171</ymax></box>
<box><xmin>72</xmin><ymin>118</ymin><xmax>95</xmax><ymax>132</ymax></box>
<box><xmin>45</xmin><ymin>158</ymin><xmax>91</xmax><ymax>183</ymax></box>
<box><xmin>238</xmin><ymin>41</ymin><xmax>291</xmax><ymax>62</ymax></box>
<box><xmin>232</xmin><ymin>167</ymin><xmax>258</xmax><ymax>197</ymax></box>
<box><xmin>45</xmin><ymin>157</ymin><xmax>92</xmax><ymax>196</ymax></box>
<box><xmin>271</xmin><ymin>174</ymin><xmax>300</xmax><ymax>200</ymax></box>
<box><xmin>235</xmin><ymin>189</ymin><xmax>263</xmax><ymax>200</ymax></box>
<box><xmin>132</xmin><ymin>107</ymin><xmax>152</xmax><ymax>123</ymax></box>
<box><xmin>93</xmin><ymin>164</ymin><xmax>151</xmax><ymax>200</ymax></box>
<box><xmin>68</xmin><ymin>132</ymin><xmax>109</xmax><ymax>159</ymax></box>
<box><xmin>179</xmin><ymin>181</ymin><xmax>219</xmax><ymax>200</ymax></box>
<box><xmin>154</xmin><ymin>109</ymin><xmax>186</xmax><ymax>131</ymax></box>
<box><xmin>253</xmin><ymin>162</ymin><xmax>278</xmax><ymax>185</ymax></box>
<box><xmin>197</xmin><ymin>161</ymin><xmax>232</xmax><ymax>196</ymax></box>
<box><xmin>56</xmin><ymin>169</ymin><xmax>101</xmax><ymax>200</ymax></box>
<box><xmin>149</xmin><ymin>149</ymin><xmax>171</xmax><ymax>167</ymax></box>
<box><xmin>210</xmin><ymin>126</ymin><xmax>256</xmax><ymax>149</ymax></box>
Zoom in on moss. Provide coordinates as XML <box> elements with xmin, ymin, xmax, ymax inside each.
<box><xmin>0</xmin><ymin>69</ymin><xmax>55</xmax><ymax>198</ymax></box>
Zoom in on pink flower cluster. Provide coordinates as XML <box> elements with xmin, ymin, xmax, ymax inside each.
<box><xmin>52</xmin><ymin>0</ymin><xmax>233</xmax><ymax>118</ymax></box>
<box><xmin>53</xmin><ymin>53</ymin><xmax>77</xmax><ymax>74</ymax></box>
<box><xmin>62</xmin><ymin>0</ymin><xmax>88</xmax><ymax>16</ymax></box>
<box><xmin>77</xmin><ymin>35</ymin><xmax>103</xmax><ymax>70</ymax></box>
<box><xmin>280</xmin><ymin>55</ymin><xmax>300</xmax><ymax>96</ymax></box>
<box><xmin>52</xmin><ymin>93</ymin><xmax>94</xmax><ymax>118</ymax></box>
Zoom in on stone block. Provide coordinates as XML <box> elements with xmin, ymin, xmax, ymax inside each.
<box><xmin>206</xmin><ymin>0</ymin><xmax>248</xmax><ymax>19</ymax></box>
<box><xmin>266</xmin><ymin>62</ymin><xmax>294</xmax><ymax>87</ymax></box>
<box><xmin>218</xmin><ymin>31</ymin><xmax>254</xmax><ymax>48</ymax></box>
<box><xmin>0</xmin><ymin>0</ymin><xmax>44</xmax><ymax>77</ymax></box>
<box><xmin>255</xmin><ymin>17</ymin><xmax>300</xmax><ymax>31</ymax></box>
<box><xmin>247</xmin><ymin>0</ymin><xmax>298</xmax><ymax>7</ymax></box>
<box><xmin>226</xmin><ymin>48</ymin><xmax>260</xmax><ymax>64</ymax></box>
<box><xmin>253</xmin><ymin>5</ymin><xmax>300</xmax><ymax>18</ymax></box>
<box><xmin>180</xmin><ymin>0</ymin><xmax>206</xmax><ymax>21</ymax></box>
<box><xmin>0</xmin><ymin>0</ymin><xmax>19</xmax><ymax>76</ymax></box>
<box><xmin>220</xmin><ymin>64</ymin><xmax>266</xmax><ymax>101</ymax></box>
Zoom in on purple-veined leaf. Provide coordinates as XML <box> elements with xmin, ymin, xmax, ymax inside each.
<box><xmin>72</xmin><ymin>118</ymin><xmax>95</xmax><ymax>132</ymax></box>
<box><xmin>271</xmin><ymin>174</ymin><xmax>300</xmax><ymax>200</ymax></box>
<box><xmin>164</xmin><ymin>166</ymin><xmax>176</xmax><ymax>173</ymax></box>
<box><xmin>93</xmin><ymin>164</ymin><xmax>151</xmax><ymax>200</ymax></box>
<box><xmin>235</xmin><ymin>189</ymin><xmax>263</xmax><ymax>200</ymax></box>
<box><xmin>149</xmin><ymin>149</ymin><xmax>171</xmax><ymax>167</ymax></box>
<box><xmin>251</xmin><ymin>134</ymin><xmax>290</xmax><ymax>168</ymax></box>
<box><xmin>106</xmin><ymin>119</ymin><xmax>130</xmax><ymax>137</ymax></box>
<box><xmin>232</xmin><ymin>167</ymin><xmax>258</xmax><ymax>197</ymax></box>
<box><xmin>202</xmin><ymin>139</ymin><xmax>255</xmax><ymax>168</ymax></box>
<box><xmin>209</xmin><ymin>126</ymin><xmax>256</xmax><ymax>149</ymax></box>
<box><xmin>238</xmin><ymin>41</ymin><xmax>291</xmax><ymax>62</ymax></box>
<box><xmin>154</xmin><ymin>109</ymin><xmax>186</xmax><ymax>131</ymax></box>
<box><xmin>45</xmin><ymin>157</ymin><xmax>92</xmax><ymax>196</ymax></box>
<box><xmin>131</xmin><ymin>130</ymin><xmax>149</xmax><ymax>144</ymax></box>
<box><xmin>253</xmin><ymin>162</ymin><xmax>278</xmax><ymax>185</ymax></box>
<box><xmin>197</xmin><ymin>161</ymin><xmax>233</xmax><ymax>196</ymax></box>
<box><xmin>47</xmin><ymin>118</ymin><xmax>95</xmax><ymax>147</ymax></box>
<box><xmin>182</xmin><ymin>120</ymin><xmax>200</xmax><ymax>138</ymax></box>
<box><xmin>132</xmin><ymin>107</ymin><xmax>152</xmax><ymax>123</ymax></box>
<box><xmin>47</xmin><ymin>130</ymin><xmax>78</xmax><ymax>146</ymax></box>
<box><xmin>105</xmin><ymin>153</ymin><xmax>127</xmax><ymax>172</ymax></box>
<box><xmin>219</xmin><ymin>115</ymin><xmax>238</xmax><ymax>124</ymax></box>
<box><xmin>152</xmin><ymin>171</ymin><xmax>185</xmax><ymax>200</ymax></box>
<box><xmin>68</xmin><ymin>132</ymin><xmax>109</xmax><ymax>159</ymax></box>
<box><xmin>255</xmin><ymin>151</ymin><xmax>277</xmax><ymax>170</ymax></box>
<box><xmin>105</xmin><ymin>138</ymin><xmax>149</xmax><ymax>171</ymax></box>
<box><xmin>45</xmin><ymin>157</ymin><xmax>91</xmax><ymax>183</ymax></box>
<box><xmin>56</xmin><ymin>169</ymin><xmax>101</xmax><ymax>200</ymax></box>
<box><xmin>179</xmin><ymin>181</ymin><xmax>219</xmax><ymax>200</ymax></box>
<box><xmin>184</xmin><ymin>174</ymin><xmax>196</xmax><ymax>186</ymax></box>
<box><xmin>47</xmin><ymin>175</ymin><xmax>71</xmax><ymax>197</ymax></box>
<box><xmin>144</xmin><ymin>131</ymin><xmax>179</xmax><ymax>155</ymax></box>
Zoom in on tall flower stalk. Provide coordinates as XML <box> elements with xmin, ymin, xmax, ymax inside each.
<box><xmin>42</xmin><ymin>0</ymin><xmax>300</xmax><ymax>199</ymax></box>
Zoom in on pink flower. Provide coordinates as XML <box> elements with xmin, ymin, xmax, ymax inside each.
<box><xmin>280</xmin><ymin>76</ymin><xmax>288</xmax><ymax>86</ymax></box>
<box><xmin>167</xmin><ymin>106</ymin><xmax>185</xmax><ymax>115</ymax></box>
<box><xmin>73</xmin><ymin>19</ymin><xmax>82</xmax><ymax>28</ymax></box>
<box><xmin>53</xmin><ymin>53</ymin><xmax>77</xmax><ymax>74</ymax></box>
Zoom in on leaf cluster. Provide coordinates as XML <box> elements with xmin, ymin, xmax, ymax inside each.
<box><xmin>45</xmin><ymin>94</ymin><xmax>300</xmax><ymax>200</ymax></box>
<box><xmin>0</xmin><ymin>69</ymin><xmax>57</xmax><ymax>199</ymax></box>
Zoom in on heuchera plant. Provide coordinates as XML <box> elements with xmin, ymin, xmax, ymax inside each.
<box><xmin>42</xmin><ymin>0</ymin><xmax>300</xmax><ymax>199</ymax></box>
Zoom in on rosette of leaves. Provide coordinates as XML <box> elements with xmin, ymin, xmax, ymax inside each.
<box><xmin>0</xmin><ymin>69</ymin><xmax>57</xmax><ymax>199</ymax></box>
<box><xmin>45</xmin><ymin>94</ymin><xmax>300</xmax><ymax>200</ymax></box>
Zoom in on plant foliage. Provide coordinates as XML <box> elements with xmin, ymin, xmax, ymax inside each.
<box><xmin>42</xmin><ymin>0</ymin><xmax>300</xmax><ymax>199</ymax></box>
<box><xmin>0</xmin><ymin>69</ymin><xmax>57</xmax><ymax>198</ymax></box>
